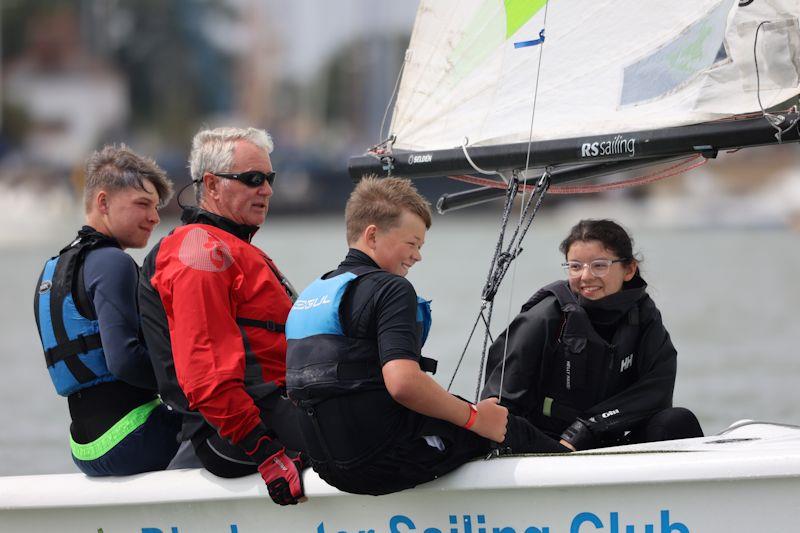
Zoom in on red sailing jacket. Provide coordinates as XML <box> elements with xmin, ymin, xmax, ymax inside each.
<box><xmin>148</xmin><ymin>221</ymin><xmax>293</xmax><ymax>444</ymax></box>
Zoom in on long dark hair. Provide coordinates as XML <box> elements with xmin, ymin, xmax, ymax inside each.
<box><xmin>559</xmin><ymin>219</ymin><xmax>641</xmax><ymax>267</ymax></box>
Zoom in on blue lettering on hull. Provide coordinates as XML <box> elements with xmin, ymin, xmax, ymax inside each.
<box><xmin>317</xmin><ymin>510</ymin><xmax>688</xmax><ymax>533</ymax></box>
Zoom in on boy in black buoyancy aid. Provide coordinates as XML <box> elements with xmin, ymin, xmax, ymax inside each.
<box><xmin>285</xmin><ymin>177</ymin><xmax>567</xmax><ymax>496</ymax></box>
<box><xmin>482</xmin><ymin>219</ymin><xmax>703</xmax><ymax>451</ymax></box>
<box><xmin>33</xmin><ymin>145</ymin><xmax>180</xmax><ymax>475</ymax></box>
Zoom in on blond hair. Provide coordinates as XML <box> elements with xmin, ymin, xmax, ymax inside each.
<box><xmin>345</xmin><ymin>176</ymin><xmax>432</xmax><ymax>244</ymax></box>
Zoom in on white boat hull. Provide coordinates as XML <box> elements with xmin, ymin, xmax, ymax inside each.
<box><xmin>2</xmin><ymin>421</ymin><xmax>799</xmax><ymax>532</ymax></box>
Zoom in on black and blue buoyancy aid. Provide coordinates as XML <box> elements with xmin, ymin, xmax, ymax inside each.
<box><xmin>34</xmin><ymin>227</ymin><xmax>120</xmax><ymax>396</ymax></box>
<box><xmin>285</xmin><ymin>267</ymin><xmax>435</xmax><ymax>407</ymax></box>
<box><xmin>526</xmin><ymin>280</ymin><xmax>641</xmax><ymax>430</ymax></box>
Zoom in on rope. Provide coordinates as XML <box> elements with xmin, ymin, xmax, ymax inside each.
<box><xmin>754</xmin><ymin>21</ymin><xmax>800</xmax><ymax>142</ymax></box>
<box><xmin>447</xmin><ymin>178</ymin><xmax>521</xmax><ymax>393</ymax></box>
<box><xmin>379</xmin><ymin>57</ymin><xmax>407</xmax><ymax>145</ymax></box>
<box><xmin>549</xmin><ymin>155</ymin><xmax>708</xmax><ymax>194</ymax></box>
<box><xmin>522</xmin><ymin>1</ymin><xmax>551</xmax><ymax>173</ymax></box>
<box><xmin>450</xmin><ymin>3</ymin><xmax>553</xmax><ymax>402</ymax></box>
<box><xmin>444</xmin><ymin>171</ymin><xmax>552</xmax><ymax>401</ymax></box>
<box><xmin>446</xmin><ymin>154</ymin><xmax>708</xmax><ymax>195</ymax></box>
<box><xmin>461</xmin><ymin>139</ymin><xmax>505</xmax><ymax>177</ymax></box>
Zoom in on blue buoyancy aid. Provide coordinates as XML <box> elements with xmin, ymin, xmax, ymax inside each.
<box><xmin>285</xmin><ymin>267</ymin><xmax>435</xmax><ymax>406</ymax></box>
<box><xmin>34</xmin><ymin>228</ymin><xmax>120</xmax><ymax>396</ymax></box>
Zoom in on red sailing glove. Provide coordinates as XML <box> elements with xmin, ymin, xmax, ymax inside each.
<box><xmin>241</xmin><ymin>427</ymin><xmax>307</xmax><ymax>505</ymax></box>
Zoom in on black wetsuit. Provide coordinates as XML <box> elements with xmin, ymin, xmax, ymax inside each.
<box><xmin>482</xmin><ymin>275</ymin><xmax>702</xmax><ymax>450</ymax></box>
<box><xmin>291</xmin><ymin>250</ymin><xmax>565</xmax><ymax>496</ymax></box>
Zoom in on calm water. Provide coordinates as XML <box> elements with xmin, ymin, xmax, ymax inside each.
<box><xmin>2</xmin><ymin>208</ymin><xmax>799</xmax><ymax>476</ymax></box>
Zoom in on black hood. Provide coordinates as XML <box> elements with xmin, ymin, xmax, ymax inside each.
<box><xmin>180</xmin><ymin>206</ymin><xmax>259</xmax><ymax>242</ymax></box>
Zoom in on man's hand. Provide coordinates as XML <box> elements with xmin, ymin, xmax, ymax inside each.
<box><xmin>256</xmin><ymin>447</ymin><xmax>306</xmax><ymax>505</ymax></box>
<box><xmin>243</xmin><ymin>432</ymin><xmax>307</xmax><ymax>505</ymax></box>
<box><xmin>469</xmin><ymin>397</ymin><xmax>508</xmax><ymax>443</ymax></box>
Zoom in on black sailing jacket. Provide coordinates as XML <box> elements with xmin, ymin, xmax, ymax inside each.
<box><xmin>481</xmin><ymin>275</ymin><xmax>677</xmax><ymax>447</ymax></box>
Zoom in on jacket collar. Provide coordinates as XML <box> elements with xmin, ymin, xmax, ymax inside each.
<box><xmin>180</xmin><ymin>206</ymin><xmax>259</xmax><ymax>242</ymax></box>
<box><xmin>67</xmin><ymin>225</ymin><xmax>120</xmax><ymax>251</ymax></box>
<box><xmin>578</xmin><ymin>273</ymin><xmax>647</xmax><ymax>326</ymax></box>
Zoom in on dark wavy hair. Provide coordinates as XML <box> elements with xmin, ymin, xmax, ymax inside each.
<box><xmin>559</xmin><ymin>219</ymin><xmax>641</xmax><ymax>266</ymax></box>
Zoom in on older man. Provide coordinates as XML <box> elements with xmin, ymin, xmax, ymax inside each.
<box><xmin>34</xmin><ymin>144</ymin><xmax>178</xmax><ymax>476</ymax></box>
<box><xmin>139</xmin><ymin>127</ymin><xmax>305</xmax><ymax>506</ymax></box>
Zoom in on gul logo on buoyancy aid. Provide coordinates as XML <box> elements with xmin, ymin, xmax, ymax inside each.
<box><xmin>34</xmin><ymin>229</ymin><xmax>119</xmax><ymax>396</ymax></box>
<box><xmin>526</xmin><ymin>281</ymin><xmax>639</xmax><ymax>424</ymax></box>
<box><xmin>285</xmin><ymin>267</ymin><xmax>435</xmax><ymax>406</ymax></box>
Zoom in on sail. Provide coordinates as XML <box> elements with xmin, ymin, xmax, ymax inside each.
<box><xmin>389</xmin><ymin>0</ymin><xmax>800</xmax><ymax>152</ymax></box>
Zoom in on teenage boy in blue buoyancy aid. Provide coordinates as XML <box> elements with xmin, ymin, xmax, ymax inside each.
<box><xmin>34</xmin><ymin>145</ymin><xmax>180</xmax><ymax>476</ymax></box>
<box><xmin>482</xmin><ymin>219</ymin><xmax>703</xmax><ymax>451</ymax></box>
<box><xmin>285</xmin><ymin>177</ymin><xmax>567</xmax><ymax>496</ymax></box>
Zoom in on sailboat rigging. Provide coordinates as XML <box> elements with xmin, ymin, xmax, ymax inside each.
<box><xmin>3</xmin><ymin>2</ymin><xmax>800</xmax><ymax>530</ymax></box>
<box><xmin>349</xmin><ymin>0</ymin><xmax>800</xmax><ymax>203</ymax></box>
<box><xmin>347</xmin><ymin>0</ymin><xmax>800</xmax><ymax>399</ymax></box>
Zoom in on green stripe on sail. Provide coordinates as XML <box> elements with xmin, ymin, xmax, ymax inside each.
<box><xmin>446</xmin><ymin>0</ymin><xmax>506</xmax><ymax>88</ymax></box>
<box><xmin>443</xmin><ymin>0</ymin><xmax>547</xmax><ymax>89</ymax></box>
<box><xmin>504</xmin><ymin>0</ymin><xmax>548</xmax><ymax>39</ymax></box>
<box><xmin>70</xmin><ymin>399</ymin><xmax>160</xmax><ymax>461</ymax></box>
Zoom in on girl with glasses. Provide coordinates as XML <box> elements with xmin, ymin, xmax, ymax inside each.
<box><xmin>481</xmin><ymin>219</ymin><xmax>703</xmax><ymax>451</ymax></box>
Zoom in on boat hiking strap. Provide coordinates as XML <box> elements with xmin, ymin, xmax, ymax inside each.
<box><xmin>446</xmin><ymin>170</ymin><xmax>552</xmax><ymax>402</ymax></box>
<box><xmin>69</xmin><ymin>399</ymin><xmax>160</xmax><ymax>461</ymax></box>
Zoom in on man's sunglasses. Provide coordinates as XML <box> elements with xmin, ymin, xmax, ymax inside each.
<box><xmin>212</xmin><ymin>171</ymin><xmax>276</xmax><ymax>187</ymax></box>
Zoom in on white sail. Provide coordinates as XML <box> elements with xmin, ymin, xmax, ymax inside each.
<box><xmin>390</xmin><ymin>0</ymin><xmax>800</xmax><ymax>152</ymax></box>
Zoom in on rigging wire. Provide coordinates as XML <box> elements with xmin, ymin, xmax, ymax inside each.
<box><xmin>492</xmin><ymin>170</ymin><xmax>552</xmax><ymax>402</ymax></box>
<box><xmin>378</xmin><ymin>55</ymin><xmax>408</xmax><ymax>146</ymax></box>
<box><xmin>754</xmin><ymin>21</ymin><xmax>800</xmax><ymax>141</ymax></box>
<box><xmin>489</xmin><ymin>1</ymin><xmax>552</xmax><ymax>403</ymax></box>
<box><xmin>522</xmin><ymin>2</ymin><xmax>551</xmax><ymax>174</ymax></box>
<box><xmin>448</xmin><ymin>1</ymin><xmax>554</xmax><ymax>403</ymax></box>
<box><xmin>474</xmin><ymin>170</ymin><xmax>551</xmax><ymax>401</ymax></box>
<box><xmin>447</xmin><ymin>177</ymin><xmax>520</xmax><ymax>392</ymax></box>
<box><xmin>445</xmin><ymin>169</ymin><xmax>553</xmax><ymax>399</ymax></box>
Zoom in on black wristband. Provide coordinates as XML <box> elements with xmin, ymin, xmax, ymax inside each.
<box><xmin>560</xmin><ymin>418</ymin><xmax>595</xmax><ymax>450</ymax></box>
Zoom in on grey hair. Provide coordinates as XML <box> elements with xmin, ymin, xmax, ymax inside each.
<box><xmin>189</xmin><ymin>126</ymin><xmax>273</xmax><ymax>203</ymax></box>
<box><xmin>84</xmin><ymin>144</ymin><xmax>174</xmax><ymax>212</ymax></box>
